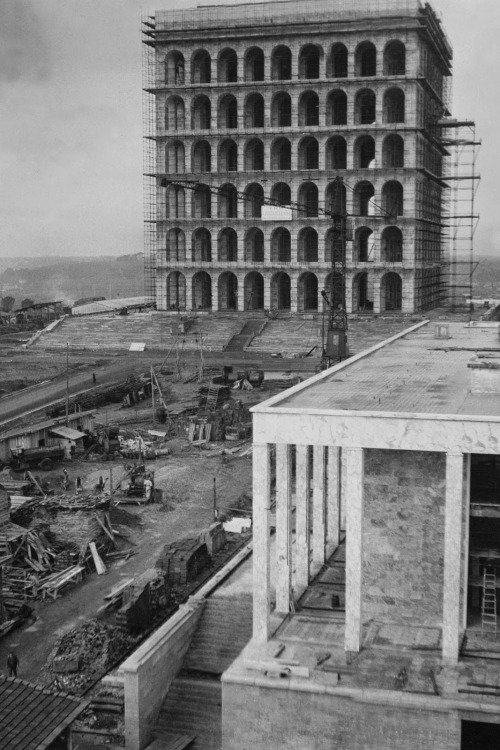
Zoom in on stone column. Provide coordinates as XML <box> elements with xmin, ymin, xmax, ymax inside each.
<box><xmin>462</xmin><ymin>454</ymin><xmax>471</xmax><ymax>632</ymax></box>
<box><xmin>344</xmin><ymin>447</ymin><xmax>364</xmax><ymax>654</ymax></box>
<box><xmin>295</xmin><ymin>444</ymin><xmax>310</xmax><ymax>592</ymax></box>
<box><xmin>185</xmin><ymin>274</ymin><xmax>193</xmax><ymax>311</ymax></box>
<box><xmin>276</xmin><ymin>443</ymin><xmax>292</xmax><ymax>614</ymax></box>
<box><xmin>442</xmin><ymin>452</ymin><xmax>465</xmax><ymax>663</ymax></box>
<box><xmin>326</xmin><ymin>446</ymin><xmax>341</xmax><ymax>557</ymax></box>
<box><xmin>312</xmin><ymin>445</ymin><xmax>326</xmax><ymax>571</ymax></box>
<box><xmin>252</xmin><ymin>443</ymin><xmax>272</xmax><ymax>642</ymax></box>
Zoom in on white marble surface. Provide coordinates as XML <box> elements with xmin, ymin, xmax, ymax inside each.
<box><xmin>345</xmin><ymin>447</ymin><xmax>364</xmax><ymax>653</ymax></box>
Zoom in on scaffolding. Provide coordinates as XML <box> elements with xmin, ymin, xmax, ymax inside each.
<box><xmin>438</xmin><ymin>119</ymin><xmax>481</xmax><ymax>311</ymax></box>
<box><xmin>142</xmin><ymin>15</ymin><xmax>157</xmax><ymax>299</ymax></box>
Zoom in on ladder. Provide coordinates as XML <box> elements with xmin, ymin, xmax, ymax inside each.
<box><xmin>205</xmin><ymin>384</ymin><xmax>220</xmax><ymax>411</ymax></box>
<box><xmin>481</xmin><ymin>569</ymin><xmax>497</xmax><ymax>634</ymax></box>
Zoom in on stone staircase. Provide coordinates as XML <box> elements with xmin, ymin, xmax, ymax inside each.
<box><xmin>151</xmin><ymin>594</ymin><xmax>253</xmax><ymax>750</ymax></box>
<box><xmin>224</xmin><ymin>318</ymin><xmax>265</xmax><ymax>353</ymax></box>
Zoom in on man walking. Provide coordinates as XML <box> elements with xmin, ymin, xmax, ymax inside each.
<box><xmin>7</xmin><ymin>650</ymin><xmax>19</xmax><ymax>677</ymax></box>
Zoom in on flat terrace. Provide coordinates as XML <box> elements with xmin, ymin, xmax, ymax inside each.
<box><xmin>268</xmin><ymin>321</ymin><xmax>500</xmax><ymax>418</ymax></box>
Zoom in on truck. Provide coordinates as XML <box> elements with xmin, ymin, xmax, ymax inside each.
<box><xmin>10</xmin><ymin>446</ymin><xmax>65</xmax><ymax>472</ymax></box>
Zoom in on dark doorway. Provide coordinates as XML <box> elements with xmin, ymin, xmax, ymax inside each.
<box><xmin>462</xmin><ymin>720</ymin><xmax>500</xmax><ymax>750</ymax></box>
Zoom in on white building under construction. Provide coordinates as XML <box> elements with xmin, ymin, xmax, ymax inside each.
<box><xmin>142</xmin><ymin>0</ymin><xmax>478</xmax><ymax>315</ymax></box>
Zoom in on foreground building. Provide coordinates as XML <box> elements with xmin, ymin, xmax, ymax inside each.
<box><xmin>142</xmin><ymin>0</ymin><xmax>477</xmax><ymax>315</ymax></box>
<box><xmin>221</xmin><ymin>319</ymin><xmax>500</xmax><ymax>749</ymax></box>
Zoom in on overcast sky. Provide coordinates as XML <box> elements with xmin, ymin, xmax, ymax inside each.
<box><xmin>0</xmin><ymin>0</ymin><xmax>497</xmax><ymax>258</ymax></box>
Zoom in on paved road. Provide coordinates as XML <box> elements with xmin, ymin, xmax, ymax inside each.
<box><xmin>0</xmin><ymin>355</ymin><xmax>152</xmax><ymax>427</ymax></box>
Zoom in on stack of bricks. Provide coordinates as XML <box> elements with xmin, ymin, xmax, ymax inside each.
<box><xmin>156</xmin><ymin>539</ymin><xmax>210</xmax><ymax>584</ymax></box>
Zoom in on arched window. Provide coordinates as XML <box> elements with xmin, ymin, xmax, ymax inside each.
<box><xmin>381</xmin><ymin>272</ymin><xmax>402</xmax><ymax>310</ymax></box>
<box><xmin>218</xmin><ymin>183</ymin><xmax>238</xmax><ymax>218</ymax></box>
<box><xmin>299</xmin><ymin>44</ymin><xmax>321</xmax><ymax>79</ymax></box>
<box><xmin>244</xmin><ymin>138</ymin><xmax>264</xmax><ymax>171</ymax></box>
<box><xmin>218</xmin><ymin>272</ymin><xmax>238</xmax><ymax>311</ymax></box>
<box><xmin>191</xmin><ymin>95</ymin><xmax>211</xmax><ymax>130</ymax></box>
<box><xmin>165</xmin><ymin>96</ymin><xmax>185</xmax><ymax>131</ymax></box>
<box><xmin>298</xmin><ymin>273</ymin><xmax>318</xmax><ymax>311</ymax></box>
<box><xmin>271</xmin><ymin>92</ymin><xmax>292</xmax><ymax>127</ymax></box>
<box><xmin>271</xmin><ymin>182</ymin><xmax>291</xmax><ymax>205</ymax></box>
<box><xmin>191</xmin><ymin>50</ymin><xmax>211</xmax><ymax>84</ymax></box>
<box><xmin>218</xmin><ymin>94</ymin><xmax>238</xmax><ymax>129</ymax></box>
<box><xmin>192</xmin><ymin>184</ymin><xmax>211</xmax><ymax>218</ymax></box>
<box><xmin>355</xmin><ymin>227</ymin><xmax>373</xmax><ymax>262</ymax></box>
<box><xmin>382</xmin><ymin>180</ymin><xmax>404</xmax><ymax>216</ymax></box>
<box><xmin>326</xmin><ymin>90</ymin><xmax>347</xmax><ymax>126</ymax></box>
<box><xmin>299</xmin><ymin>91</ymin><xmax>319</xmax><ymax>126</ymax></box>
<box><xmin>355</xmin><ymin>41</ymin><xmax>377</xmax><ymax>77</ymax></box>
<box><xmin>192</xmin><ymin>271</ymin><xmax>212</xmax><ymax>309</ymax></box>
<box><xmin>244</xmin><ymin>47</ymin><xmax>264</xmax><ymax>82</ymax></box>
<box><xmin>192</xmin><ymin>140</ymin><xmax>211</xmax><ymax>173</ymax></box>
<box><xmin>298</xmin><ymin>227</ymin><xmax>318</xmax><ymax>263</ymax></box>
<box><xmin>271</xmin><ymin>228</ymin><xmax>291</xmax><ymax>262</ymax></box>
<box><xmin>353</xmin><ymin>272</ymin><xmax>373</xmax><ymax>311</ymax></box>
<box><xmin>354</xmin><ymin>181</ymin><xmax>375</xmax><ymax>217</ymax></box>
<box><xmin>271</xmin><ymin>272</ymin><xmax>291</xmax><ymax>309</ymax></box>
<box><xmin>192</xmin><ymin>228</ymin><xmax>212</xmax><ymax>262</ymax></box>
<box><xmin>384</xmin><ymin>40</ymin><xmax>406</xmax><ymax>76</ymax></box>
<box><xmin>298</xmin><ymin>183</ymin><xmax>319</xmax><ymax>217</ymax></box>
<box><xmin>355</xmin><ymin>89</ymin><xmax>376</xmax><ymax>124</ymax></box>
<box><xmin>165</xmin><ymin>51</ymin><xmax>185</xmax><ymax>85</ymax></box>
<box><xmin>165</xmin><ymin>184</ymin><xmax>185</xmax><ymax>219</ymax></box>
<box><xmin>245</xmin><ymin>229</ymin><xmax>264</xmax><ymax>263</ymax></box>
<box><xmin>298</xmin><ymin>137</ymin><xmax>319</xmax><ymax>170</ymax></box>
<box><xmin>383</xmin><ymin>88</ymin><xmax>405</xmax><ymax>123</ymax></box>
<box><xmin>326</xmin><ymin>136</ymin><xmax>347</xmax><ymax>170</ymax></box>
<box><xmin>244</xmin><ymin>183</ymin><xmax>264</xmax><ymax>218</ymax></box>
<box><xmin>353</xmin><ymin>135</ymin><xmax>375</xmax><ymax>169</ymax></box>
<box><xmin>382</xmin><ymin>134</ymin><xmax>404</xmax><ymax>168</ymax></box>
<box><xmin>165</xmin><ymin>141</ymin><xmax>185</xmax><ymax>173</ymax></box>
<box><xmin>218</xmin><ymin>228</ymin><xmax>238</xmax><ymax>262</ymax></box>
<box><xmin>325</xmin><ymin>180</ymin><xmax>347</xmax><ymax>215</ymax></box>
<box><xmin>166</xmin><ymin>228</ymin><xmax>186</xmax><ymax>262</ymax></box>
<box><xmin>328</xmin><ymin>43</ymin><xmax>348</xmax><ymax>78</ymax></box>
<box><xmin>381</xmin><ymin>226</ymin><xmax>403</xmax><ymax>262</ymax></box>
<box><xmin>271</xmin><ymin>45</ymin><xmax>292</xmax><ymax>80</ymax></box>
<box><xmin>244</xmin><ymin>93</ymin><xmax>265</xmax><ymax>128</ymax></box>
<box><xmin>271</xmin><ymin>138</ymin><xmax>291</xmax><ymax>170</ymax></box>
<box><xmin>218</xmin><ymin>48</ymin><xmax>237</xmax><ymax>82</ymax></box>
<box><xmin>218</xmin><ymin>139</ymin><xmax>238</xmax><ymax>172</ymax></box>
<box><xmin>167</xmin><ymin>271</ymin><xmax>186</xmax><ymax>310</ymax></box>
<box><xmin>244</xmin><ymin>272</ymin><xmax>264</xmax><ymax>309</ymax></box>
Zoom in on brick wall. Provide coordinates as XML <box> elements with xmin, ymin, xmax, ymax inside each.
<box><xmin>362</xmin><ymin>449</ymin><xmax>445</xmax><ymax>626</ymax></box>
<box><xmin>222</xmin><ymin>682</ymin><xmax>460</xmax><ymax>750</ymax></box>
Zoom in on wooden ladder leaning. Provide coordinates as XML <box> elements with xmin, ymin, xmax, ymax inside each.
<box><xmin>481</xmin><ymin>569</ymin><xmax>497</xmax><ymax>634</ymax></box>
<box><xmin>205</xmin><ymin>384</ymin><xmax>220</xmax><ymax>411</ymax></box>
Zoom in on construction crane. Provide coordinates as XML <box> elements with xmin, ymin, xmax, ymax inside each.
<box><xmin>161</xmin><ymin>176</ymin><xmax>394</xmax><ymax>369</ymax></box>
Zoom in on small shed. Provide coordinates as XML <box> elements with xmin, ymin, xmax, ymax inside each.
<box><xmin>0</xmin><ymin>675</ymin><xmax>88</xmax><ymax>749</ymax></box>
<box><xmin>49</xmin><ymin>425</ymin><xmax>87</xmax><ymax>458</ymax></box>
<box><xmin>0</xmin><ymin>411</ymin><xmax>95</xmax><ymax>464</ymax></box>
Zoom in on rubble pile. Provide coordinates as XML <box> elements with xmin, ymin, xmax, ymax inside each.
<box><xmin>43</xmin><ymin>619</ymin><xmax>134</xmax><ymax>694</ymax></box>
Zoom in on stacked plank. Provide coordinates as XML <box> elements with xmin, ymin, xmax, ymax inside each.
<box><xmin>39</xmin><ymin>566</ymin><xmax>85</xmax><ymax>600</ymax></box>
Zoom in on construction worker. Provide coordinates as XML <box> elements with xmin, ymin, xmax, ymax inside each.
<box><xmin>96</xmin><ymin>475</ymin><xmax>105</xmax><ymax>493</ymax></box>
<box><xmin>75</xmin><ymin>476</ymin><xmax>83</xmax><ymax>493</ymax></box>
<box><xmin>92</xmin><ymin>372</ymin><xmax>97</xmax><ymax>385</ymax></box>
<box><xmin>144</xmin><ymin>476</ymin><xmax>153</xmax><ymax>502</ymax></box>
<box><xmin>7</xmin><ymin>651</ymin><xmax>19</xmax><ymax>678</ymax></box>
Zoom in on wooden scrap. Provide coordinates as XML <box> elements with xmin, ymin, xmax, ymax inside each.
<box><xmin>89</xmin><ymin>542</ymin><xmax>106</xmax><ymax>575</ymax></box>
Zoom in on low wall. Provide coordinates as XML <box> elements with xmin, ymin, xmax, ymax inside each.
<box><xmin>122</xmin><ymin>596</ymin><xmax>205</xmax><ymax>750</ymax></box>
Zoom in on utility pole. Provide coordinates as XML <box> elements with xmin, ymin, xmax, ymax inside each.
<box><xmin>213</xmin><ymin>477</ymin><xmax>218</xmax><ymax>521</ymax></box>
<box><xmin>151</xmin><ymin>364</ymin><xmax>155</xmax><ymax>423</ymax></box>
<box><xmin>65</xmin><ymin>342</ymin><xmax>70</xmax><ymax>425</ymax></box>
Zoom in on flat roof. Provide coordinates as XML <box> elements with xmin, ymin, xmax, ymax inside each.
<box><xmin>0</xmin><ymin>411</ymin><xmax>95</xmax><ymax>441</ymax></box>
<box><xmin>254</xmin><ymin>321</ymin><xmax>500</xmax><ymax>419</ymax></box>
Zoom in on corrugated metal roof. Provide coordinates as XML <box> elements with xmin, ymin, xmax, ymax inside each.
<box><xmin>0</xmin><ymin>411</ymin><xmax>95</xmax><ymax>441</ymax></box>
<box><xmin>0</xmin><ymin>676</ymin><xmax>87</xmax><ymax>750</ymax></box>
<box><xmin>49</xmin><ymin>426</ymin><xmax>86</xmax><ymax>440</ymax></box>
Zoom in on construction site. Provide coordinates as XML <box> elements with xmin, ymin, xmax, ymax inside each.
<box><xmin>0</xmin><ymin>1</ymin><xmax>496</xmax><ymax>750</ymax></box>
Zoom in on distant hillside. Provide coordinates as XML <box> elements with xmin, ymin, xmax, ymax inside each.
<box><xmin>0</xmin><ymin>254</ymin><xmax>144</xmax><ymax>306</ymax></box>
<box><xmin>473</xmin><ymin>255</ymin><xmax>500</xmax><ymax>297</ymax></box>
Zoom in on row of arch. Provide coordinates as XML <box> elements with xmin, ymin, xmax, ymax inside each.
<box><xmin>163</xmin><ymin>180</ymin><xmax>405</xmax><ymax>219</ymax></box>
<box><xmin>165</xmin><ymin>270</ymin><xmax>403</xmax><ymax>312</ymax></box>
<box><xmin>164</xmin><ymin>134</ymin><xmax>404</xmax><ymax>173</ymax></box>
<box><xmin>165</xmin><ymin>225</ymin><xmax>404</xmax><ymax>264</ymax></box>
<box><xmin>164</xmin><ymin>40</ymin><xmax>406</xmax><ymax>85</ymax></box>
<box><xmin>165</xmin><ymin>87</ymin><xmax>405</xmax><ymax>130</ymax></box>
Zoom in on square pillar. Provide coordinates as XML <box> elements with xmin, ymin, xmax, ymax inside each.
<box><xmin>295</xmin><ymin>444</ymin><xmax>310</xmax><ymax>593</ymax></box>
<box><xmin>344</xmin><ymin>447</ymin><xmax>364</xmax><ymax>654</ymax></box>
<box><xmin>326</xmin><ymin>446</ymin><xmax>341</xmax><ymax>557</ymax></box>
<box><xmin>442</xmin><ymin>452</ymin><xmax>465</xmax><ymax>663</ymax></box>
<box><xmin>312</xmin><ymin>445</ymin><xmax>326</xmax><ymax>571</ymax></box>
<box><xmin>252</xmin><ymin>443</ymin><xmax>272</xmax><ymax>642</ymax></box>
<box><xmin>275</xmin><ymin>443</ymin><xmax>292</xmax><ymax>614</ymax></box>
